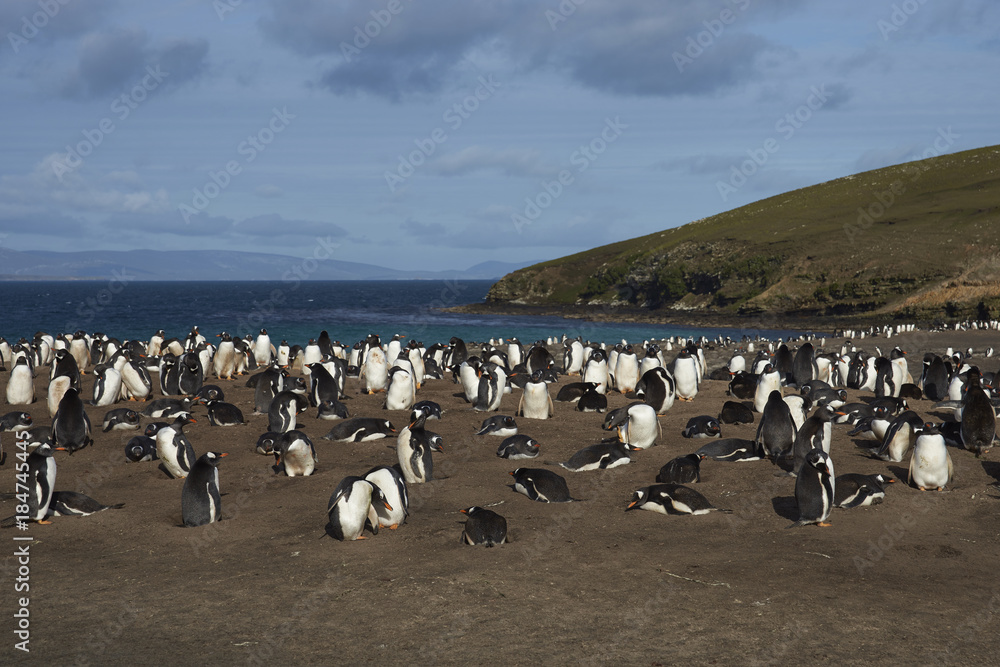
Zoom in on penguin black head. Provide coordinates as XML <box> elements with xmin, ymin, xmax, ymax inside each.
<box><xmin>201</xmin><ymin>452</ymin><xmax>228</xmax><ymax>467</ymax></box>
<box><xmin>804</xmin><ymin>450</ymin><xmax>830</xmax><ymax>475</ymax></box>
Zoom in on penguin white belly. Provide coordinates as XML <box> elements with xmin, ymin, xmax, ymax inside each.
<box><xmin>362</xmin><ymin>351</ymin><xmax>388</xmax><ymax>393</ymax></box>
<box><xmin>93</xmin><ymin>369</ymin><xmax>122</xmax><ymax>407</ymax></box>
<box><xmin>460</xmin><ymin>365</ymin><xmax>479</xmax><ymax>402</ymax></box>
<box><xmin>120</xmin><ymin>365</ymin><xmax>150</xmax><ymax>400</ymax></box>
<box><xmin>397</xmin><ymin>431</ymin><xmax>418</xmax><ymax>484</ymax></box>
<box><xmin>519</xmin><ymin>384</ymin><xmax>552</xmax><ymax>419</ymax></box>
<box><xmin>47</xmin><ymin>376</ymin><xmax>72</xmax><ymax>418</ymax></box>
<box><xmin>673</xmin><ymin>359</ymin><xmax>699</xmax><ymax>400</ymax></box>
<box><xmin>385</xmin><ymin>371</ymin><xmax>415</xmax><ymax>411</ymax></box>
<box><xmin>622</xmin><ymin>406</ymin><xmax>659</xmax><ymax>449</ymax></box>
<box><xmin>283</xmin><ymin>442</ymin><xmax>316</xmax><ymax>477</ymax></box>
<box><xmin>6</xmin><ymin>366</ymin><xmax>34</xmax><ymax>405</ymax></box>
<box><xmin>639</xmin><ymin>357</ymin><xmax>661</xmax><ymax>376</ymax></box>
<box><xmin>583</xmin><ymin>362</ymin><xmax>608</xmax><ymax>394</ymax></box>
<box><xmin>614</xmin><ymin>357</ymin><xmax>639</xmax><ymax>394</ymax></box>
<box><xmin>754</xmin><ymin>375</ymin><xmax>781</xmax><ymax>412</ymax></box>
<box><xmin>909</xmin><ymin>437</ymin><xmax>952</xmax><ymax>490</ymax></box>
<box><xmin>214</xmin><ymin>343</ymin><xmax>236</xmax><ymax>379</ymax></box>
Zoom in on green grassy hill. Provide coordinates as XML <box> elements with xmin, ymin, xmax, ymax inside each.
<box><xmin>487</xmin><ymin>145</ymin><xmax>1000</xmax><ymax>320</ymax></box>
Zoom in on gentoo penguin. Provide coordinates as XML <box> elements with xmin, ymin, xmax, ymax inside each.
<box><xmin>476</xmin><ymin>415</ymin><xmax>518</xmax><ymax>437</ymax></box>
<box><xmin>909</xmin><ymin>423</ymin><xmax>953</xmax><ymax>491</ymax></box>
<box><xmin>518</xmin><ymin>370</ymin><xmax>553</xmax><ymax>420</ymax></box>
<box><xmin>656</xmin><ymin>453</ymin><xmax>706</xmax><ymax>484</ymax></box>
<box><xmin>626</xmin><ymin>484</ymin><xmax>724</xmax><ymax>516</ymax></box>
<box><xmin>47</xmin><ymin>375</ymin><xmax>72</xmax><ymax>418</ymax></box>
<box><xmin>871</xmin><ymin>410</ymin><xmax>923</xmax><ymax>462</ymax></box>
<box><xmin>559</xmin><ymin>439</ymin><xmax>631</xmax><ymax>471</ymax></box>
<box><xmin>603</xmin><ymin>403</ymin><xmax>660</xmax><ymax>450</ymax></box>
<box><xmin>158</xmin><ymin>354</ymin><xmax>180</xmax><ymax>396</ymax></box>
<box><xmin>582</xmin><ymin>349</ymin><xmax>610</xmax><ymax>395</ymax></box>
<box><xmin>363</xmin><ymin>465</ymin><xmax>408</xmax><ymax>529</ymax></box>
<box><xmin>672</xmin><ymin>349</ymin><xmax>700</xmax><ymax>401</ymax></box>
<box><xmin>961</xmin><ymin>369</ymin><xmax>996</xmax><ymax>458</ymax></box>
<box><xmin>26</xmin><ymin>442</ymin><xmax>57</xmax><ymax>524</ymax></box>
<box><xmin>789</xmin><ymin>449</ymin><xmax>835</xmax><ymax>527</ymax></box>
<box><xmin>639</xmin><ymin>344</ymin><xmax>664</xmax><ymax>376</ymax></box>
<box><xmin>52</xmin><ymin>388</ymin><xmax>93</xmax><ymax>454</ymax></box>
<box><xmin>268</xmin><ymin>390</ymin><xmax>308</xmax><ymax>433</ymax></box>
<box><xmin>306</xmin><ymin>362</ymin><xmax>342</xmax><ymax>407</ymax></box>
<box><xmin>773</xmin><ymin>344</ymin><xmax>794</xmax><ymax>385</ymax></box>
<box><xmin>577</xmin><ymin>385</ymin><xmax>608</xmax><ymax>413</ymax></box>
<box><xmin>182</xmin><ymin>452</ymin><xmax>227</xmax><ymax>527</ymax></box>
<box><xmin>396</xmin><ymin>412</ymin><xmax>443</xmax><ymax>484</ymax></box>
<box><xmin>50</xmin><ymin>348</ymin><xmax>82</xmax><ymax>391</ymax></box>
<box><xmin>460</xmin><ymin>507</ymin><xmax>508</xmax><ymax>547</ymax></box>
<box><xmin>317</xmin><ymin>398</ymin><xmax>350</xmax><ymax>420</ymax></box>
<box><xmin>782</xmin><ymin>393</ymin><xmax>811</xmax><ymax>432</ymax></box>
<box><xmin>719</xmin><ymin>401</ymin><xmax>754</xmax><ymax>425</ymax></box>
<box><xmin>361</xmin><ymin>346</ymin><xmax>389</xmax><ymax>394</ymax></box>
<box><xmin>524</xmin><ymin>342</ymin><xmax>554</xmax><ymax>374</ymax></box>
<box><xmin>496</xmin><ymin>434</ymin><xmax>540</xmax><ymax>459</ymax></box>
<box><xmin>124</xmin><ymin>435</ymin><xmax>158</xmax><ymax>462</ymax></box>
<box><xmin>635</xmin><ymin>367</ymin><xmax>676</xmax><ymax>414</ymax></box>
<box><xmin>509</xmin><ymin>468</ymin><xmax>576</xmax><ymax>502</ymax></box>
<box><xmin>555</xmin><ymin>382</ymin><xmax>597</xmax><ymax>403</ymax></box>
<box><xmin>789</xmin><ymin>406</ymin><xmax>835</xmax><ymax>475</ymax></box>
<box><xmin>835</xmin><ymin>473</ymin><xmax>894</xmax><ymax>508</ymax></box>
<box><xmin>141</xmin><ymin>397</ymin><xmax>193</xmax><ymax>419</ymax></box>
<box><xmin>0</xmin><ymin>411</ymin><xmax>32</xmax><ymax>432</ymax></box>
<box><xmin>273</xmin><ymin>430</ymin><xmax>317</xmax><ymax>477</ymax></box>
<box><xmin>321</xmin><ymin>418</ymin><xmax>396</xmax><ymax>442</ymax></box>
<box><xmin>682</xmin><ymin>416</ymin><xmax>721</xmax><ymax>439</ymax></box>
<box><xmin>253</xmin><ymin>329</ymin><xmax>273</xmax><ymax>366</ymax></box>
<box><xmin>213</xmin><ymin>332</ymin><xmax>237</xmax><ymax>380</ymax></box>
<box><xmin>253</xmin><ymin>364</ymin><xmax>285</xmax><ymax>414</ymax></box>
<box><xmin>101</xmin><ymin>408</ymin><xmax>140</xmax><ymax>432</ymax></box>
<box><xmin>276</xmin><ymin>340</ymin><xmax>291</xmax><ymax>367</ymax></box>
<box><xmin>406</xmin><ymin>342</ymin><xmax>425</xmax><ymax>390</ymax></box>
<box><xmin>201</xmin><ymin>399</ymin><xmax>245</xmax><ymax>426</ymax></box>
<box><xmin>695</xmin><ymin>438</ymin><xmax>764</xmax><ymax>462</ymax></box>
<box><xmin>754</xmin><ymin>364</ymin><xmax>782</xmax><ymax>412</ymax></box>
<box><xmin>792</xmin><ymin>342</ymin><xmax>816</xmax><ymax>388</ymax></box>
<box><xmin>457</xmin><ymin>360</ymin><xmax>481</xmax><ymax>404</ymax></box>
<box><xmin>727</xmin><ymin>353</ymin><xmax>746</xmax><ymax>375</ymax></box>
<box><xmin>326</xmin><ymin>476</ymin><xmax>391</xmax><ymax>541</ymax></box>
<box><xmin>6</xmin><ymin>357</ymin><xmax>35</xmax><ymax>405</ymax></box>
<box><xmin>47</xmin><ymin>491</ymin><xmax>124</xmax><ymax>517</ymax></box>
<box><xmin>613</xmin><ymin>345</ymin><xmax>640</xmax><ymax>394</ymax></box>
<box><xmin>91</xmin><ymin>363</ymin><xmax>122</xmax><ymax>407</ymax></box>
<box><xmin>119</xmin><ymin>351</ymin><xmax>153</xmax><ymax>401</ymax></box>
<box><xmin>448</xmin><ymin>336</ymin><xmax>469</xmax><ymax>367</ymax></box>
<box><xmin>728</xmin><ymin>371</ymin><xmax>758</xmax><ymax>400</ymax></box>
<box><xmin>921</xmin><ymin>354</ymin><xmax>949</xmax><ymax>402</ymax></box>
<box><xmin>474</xmin><ymin>362</ymin><xmax>507</xmax><ymax>412</ymax></box>
<box><xmin>412</xmin><ymin>400</ymin><xmax>442</xmax><ymax>420</ymax></box>
<box><xmin>563</xmin><ymin>339</ymin><xmax>585</xmax><ymax>376</ymax></box>
<box><xmin>755</xmin><ymin>390</ymin><xmax>795</xmax><ymax>463</ymax></box>
<box><xmin>155</xmin><ymin>414</ymin><xmax>198</xmax><ymax>479</ymax></box>
<box><xmin>178</xmin><ymin>352</ymin><xmax>204</xmax><ymax>397</ymax></box>
<box><xmin>254</xmin><ymin>431</ymin><xmax>280</xmax><ymax>455</ymax></box>
<box><xmin>384</xmin><ymin>366</ymin><xmax>416</xmax><ymax>412</ymax></box>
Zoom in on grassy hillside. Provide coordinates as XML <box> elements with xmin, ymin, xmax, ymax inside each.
<box><xmin>487</xmin><ymin>145</ymin><xmax>1000</xmax><ymax>320</ymax></box>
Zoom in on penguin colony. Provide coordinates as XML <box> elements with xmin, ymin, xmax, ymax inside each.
<box><xmin>2</xmin><ymin>323</ymin><xmax>998</xmax><ymax>545</ymax></box>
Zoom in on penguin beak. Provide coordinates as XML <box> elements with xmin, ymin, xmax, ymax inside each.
<box><xmin>460</xmin><ymin>508</ymin><xmax>468</xmax><ymax>515</ymax></box>
<box><xmin>219</xmin><ymin>453</ymin><xmax>228</xmax><ymax>457</ymax></box>
<box><xmin>383</xmin><ymin>501</ymin><xmax>393</xmax><ymax>511</ymax></box>
<box><xmin>508</xmin><ymin>471</ymin><xmax>515</xmax><ymax>477</ymax></box>
<box><xmin>626</xmin><ymin>501</ymin><xmax>638</xmax><ymax>511</ymax></box>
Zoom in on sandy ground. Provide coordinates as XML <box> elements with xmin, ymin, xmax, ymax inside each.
<box><xmin>3</xmin><ymin>328</ymin><xmax>1000</xmax><ymax>666</ymax></box>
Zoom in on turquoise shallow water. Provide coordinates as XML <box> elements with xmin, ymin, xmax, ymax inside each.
<box><xmin>0</xmin><ymin>280</ymin><xmax>821</xmax><ymax>346</ymax></box>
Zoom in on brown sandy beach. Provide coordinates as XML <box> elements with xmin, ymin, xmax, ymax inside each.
<box><xmin>3</xmin><ymin>328</ymin><xmax>1000</xmax><ymax>665</ymax></box>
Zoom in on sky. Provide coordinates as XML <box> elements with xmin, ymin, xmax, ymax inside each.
<box><xmin>1</xmin><ymin>0</ymin><xmax>998</xmax><ymax>272</ymax></box>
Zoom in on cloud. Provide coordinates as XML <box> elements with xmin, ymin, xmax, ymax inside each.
<box><xmin>400</xmin><ymin>218</ymin><xmax>446</xmax><ymax>236</ymax></box>
<box><xmin>232</xmin><ymin>213</ymin><xmax>348</xmax><ymax>238</ymax></box>
<box><xmin>431</xmin><ymin>146</ymin><xmax>552</xmax><ymax>177</ymax></box>
<box><xmin>56</xmin><ymin>28</ymin><xmax>209</xmax><ymax>99</ymax></box>
<box><xmin>259</xmin><ymin>0</ymin><xmax>807</xmax><ymax>101</ymax></box>
<box><xmin>0</xmin><ymin>0</ymin><xmax>118</xmax><ymax>55</ymax></box>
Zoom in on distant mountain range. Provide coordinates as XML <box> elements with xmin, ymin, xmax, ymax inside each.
<box><xmin>0</xmin><ymin>249</ymin><xmax>539</xmax><ymax>281</ymax></box>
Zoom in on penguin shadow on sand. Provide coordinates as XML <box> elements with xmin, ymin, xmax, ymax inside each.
<box><xmin>980</xmin><ymin>460</ymin><xmax>1000</xmax><ymax>490</ymax></box>
<box><xmin>770</xmin><ymin>496</ymin><xmax>798</xmax><ymax>522</ymax></box>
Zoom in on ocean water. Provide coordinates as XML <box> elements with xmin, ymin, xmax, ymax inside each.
<box><xmin>0</xmin><ymin>280</ymin><xmax>818</xmax><ymax>346</ymax></box>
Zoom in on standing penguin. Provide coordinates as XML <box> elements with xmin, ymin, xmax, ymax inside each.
<box><xmin>754</xmin><ymin>364</ymin><xmax>782</xmax><ymax>412</ymax></box>
<box><xmin>326</xmin><ymin>476</ymin><xmax>391</xmax><ymax>541</ymax></box>
<box><xmin>518</xmin><ymin>370</ymin><xmax>553</xmax><ymax>419</ymax></box>
<box><xmin>52</xmin><ymin>388</ymin><xmax>93</xmax><ymax>454</ymax></box>
<box><xmin>25</xmin><ymin>443</ymin><xmax>57</xmax><ymax>524</ymax></box>
<box><xmin>672</xmin><ymin>349</ymin><xmax>700</xmax><ymax>401</ymax></box>
<box><xmin>961</xmin><ymin>369</ymin><xmax>996</xmax><ymax>458</ymax></box>
<box><xmin>789</xmin><ymin>406</ymin><xmax>835</xmax><ymax>475</ymax></box>
<box><xmin>213</xmin><ymin>332</ymin><xmax>237</xmax><ymax>380</ymax></box>
<box><xmin>789</xmin><ymin>449</ymin><xmax>835</xmax><ymax>528</ymax></box>
<box><xmin>563</xmin><ymin>339</ymin><xmax>585</xmax><ymax>376</ymax></box>
<box><xmin>46</xmin><ymin>375</ymin><xmax>72</xmax><ymax>418</ymax></box>
<box><xmin>384</xmin><ymin>366</ymin><xmax>416</xmax><ymax>412</ymax></box>
<box><xmin>253</xmin><ymin>329</ymin><xmax>273</xmax><ymax>366</ymax></box>
<box><xmin>91</xmin><ymin>363</ymin><xmax>123</xmax><ymax>407</ymax></box>
<box><xmin>155</xmin><ymin>414</ymin><xmax>198</xmax><ymax>479</ymax></box>
<box><xmin>755</xmin><ymin>390</ymin><xmax>795</xmax><ymax>464</ymax></box>
<box><xmin>582</xmin><ymin>349</ymin><xmax>610</xmax><ymax>395</ymax></box>
<box><xmin>614</xmin><ymin>345</ymin><xmax>640</xmax><ymax>394</ymax></box>
<box><xmin>474</xmin><ymin>363</ymin><xmax>507</xmax><ymax>412</ymax></box>
<box><xmin>361</xmin><ymin>346</ymin><xmax>389</xmax><ymax>394</ymax></box>
<box><xmin>792</xmin><ymin>343</ymin><xmax>816</xmax><ymax>388</ymax></box>
<box><xmin>182</xmin><ymin>452</ymin><xmax>227</xmax><ymax>527</ymax></box>
<box><xmin>268</xmin><ymin>390</ymin><xmax>308</xmax><ymax>433</ymax></box>
<box><xmin>909</xmin><ymin>423</ymin><xmax>953</xmax><ymax>491</ymax></box>
<box><xmin>460</xmin><ymin>506</ymin><xmax>508</xmax><ymax>546</ymax></box>
<box><xmin>635</xmin><ymin>367</ymin><xmax>676</xmax><ymax>415</ymax></box>
<box><xmin>178</xmin><ymin>352</ymin><xmax>204</xmax><ymax>397</ymax></box>
<box><xmin>6</xmin><ymin>357</ymin><xmax>35</xmax><ymax>405</ymax></box>
<box><xmin>396</xmin><ymin>411</ymin><xmax>444</xmax><ymax>484</ymax></box>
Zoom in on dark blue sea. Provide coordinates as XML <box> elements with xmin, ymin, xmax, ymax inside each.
<box><xmin>0</xmin><ymin>280</ymin><xmax>816</xmax><ymax>346</ymax></box>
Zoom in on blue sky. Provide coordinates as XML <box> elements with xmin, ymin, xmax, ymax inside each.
<box><xmin>1</xmin><ymin>0</ymin><xmax>997</xmax><ymax>271</ymax></box>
